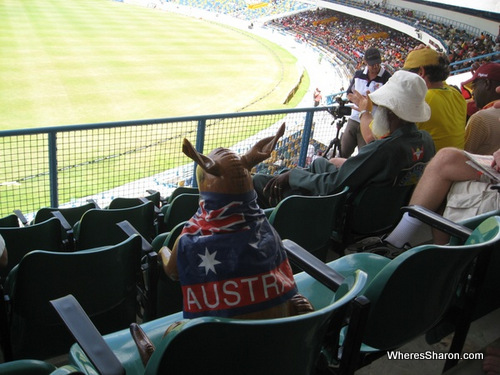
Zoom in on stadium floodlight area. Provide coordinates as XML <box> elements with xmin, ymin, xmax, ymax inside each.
<box><xmin>0</xmin><ymin>107</ymin><xmax>337</xmax><ymax>219</ymax></box>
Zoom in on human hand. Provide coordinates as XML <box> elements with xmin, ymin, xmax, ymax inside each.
<box><xmin>329</xmin><ymin>157</ymin><xmax>346</xmax><ymax>168</ymax></box>
<box><xmin>492</xmin><ymin>149</ymin><xmax>500</xmax><ymax>172</ymax></box>
<box><xmin>350</xmin><ymin>90</ymin><xmax>373</xmax><ymax>112</ymax></box>
<box><xmin>263</xmin><ymin>172</ymin><xmax>290</xmax><ymax>206</ymax></box>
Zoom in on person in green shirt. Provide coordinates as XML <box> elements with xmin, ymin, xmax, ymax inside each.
<box><xmin>253</xmin><ymin>71</ymin><xmax>436</xmax><ymax>208</ymax></box>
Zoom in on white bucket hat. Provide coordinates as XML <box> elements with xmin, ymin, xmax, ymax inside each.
<box><xmin>368</xmin><ymin>70</ymin><xmax>431</xmax><ymax>123</ymax></box>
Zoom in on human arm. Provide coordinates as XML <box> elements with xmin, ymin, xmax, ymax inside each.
<box><xmin>349</xmin><ymin>90</ymin><xmax>375</xmax><ymax>143</ymax></box>
<box><xmin>160</xmin><ymin>238</ymin><xmax>179</xmax><ymax>281</ymax></box>
<box><xmin>329</xmin><ymin>157</ymin><xmax>347</xmax><ymax>168</ymax></box>
<box><xmin>263</xmin><ymin>171</ymin><xmax>291</xmax><ymax>204</ymax></box>
<box><xmin>286</xmin><ymin>150</ymin><xmax>380</xmax><ymax>196</ymax></box>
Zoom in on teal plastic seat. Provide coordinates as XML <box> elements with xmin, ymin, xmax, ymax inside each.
<box><xmin>60</xmin><ymin>263</ymin><xmax>367</xmax><ymax>375</ymax></box>
<box><xmin>453</xmin><ymin>209</ymin><xmax>500</xmax><ymax>320</ymax></box>
<box><xmin>74</xmin><ymin>201</ymin><xmax>155</xmax><ymax>250</ymax></box>
<box><xmin>161</xmin><ymin>193</ymin><xmax>199</xmax><ymax>233</ymax></box>
<box><xmin>334</xmin><ymin>162</ymin><xmax>427</xmax><ymax>248</ymax></box>
<box><xmin>0</xmin><ymin>217</ymin><xmax>64</xmax><ymax>283</ymax></box>
<box><xmin>419</xmin><ymin>209</ymin><xmax>500</xmax><ymax>368</ymax></box>
<box><xmin>0</xmin><ymin>360</ymin><xmax>57</xmax><ymax>375</ymax></box>
<box><xmin>327</xmin><ymin>215</ymin><xmax>500</xmax><ymax>371</ymax></box>
<box><xmin>268</xmin><ymin>187</ymin><xmax>349</xmax><ymax>268</ymax></box>
<box><xmin>2</xmin><ymin>234</ymin><xmax>142</xmax><ymax>360</ymax></box>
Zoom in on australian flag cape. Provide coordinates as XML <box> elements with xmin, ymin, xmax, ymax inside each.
<box><xmin>176</xmin><ymin>190</ymin><xmax>298</xmax><ymax>318</ymax></box>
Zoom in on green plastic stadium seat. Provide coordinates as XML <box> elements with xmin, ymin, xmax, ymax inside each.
<box><xmin>33</xmin><ymin>202</ymin><xmax>99</xmax><ymax>251</ymax></box>
<box><xmin>55</xmin><ymin>258</ymin><xmax>368</xmax><ymax>375</ymax></box>
<box><xmin>0</xmin><ymin>214</ymin><xmax>20</xmax><ymax>228</ymax></box>
<box><xmin>165</xmin><ymin>186</ymin><xmax>199</xmax><ymax>204</ymax></box>
<box><xmin>0</xmin><ymin>360</ymin><xmax>57</xmax><ymax>375</ymax></box>
<box><xmin>2</xmin><ymin>234</ymin><xmax>142</xmax><ymax>360</ymax></box>
<box><xmin>333</xmin><ymin>162</ymin><xmax>427</xmax><ymax>249</ymax></box>
<box><xmin>413</xmin><ymin>208</ymin><xmax>500</xmax><ymax>370</ymax></box>
<box><xmin>161</xmin><ymin>193</ymin><xmax>199</xmax><ymax>233</ymax></box>
<box><xmin>327</xmin><ymin>215</ymin><xmax>500</xmax><ymax>372</ymax></box>
<box><xmin>268</xmin><ymin>187</ymin><xmax>349</xmax><ymax>270</ymax></box>
<box><xmin>0</xmin><ymin>217</ymin><xmax>65</xmax><ymax>284</ymax></box>
<box><xmin>33</xmin><ymin>202</ymin><xmax>98</xmax><ymax>227</ymax></box>
<box><xmin>108</xmin><ymin>191</ymin><xmax>161</xmax><ymax>209</ymax></box>
<box><xmin>144</xmin><ymin>222</ymin><xmax>187</xmax><ymax>321</ymax></box>
<box><xmin>74</xmin><ymin>201</ymin><xmax>155</xmax><ymax>250</ymax></box>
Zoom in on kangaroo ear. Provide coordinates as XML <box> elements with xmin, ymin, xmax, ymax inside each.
<box><xmin>182</xmin><ymin>138</ymin><xmax>222</xmax><ymax>177</ymax></box>
<box><xmin>241</xmin><ymin>123</ymin><xmax>285</xmax><ymax>170</ymax></box>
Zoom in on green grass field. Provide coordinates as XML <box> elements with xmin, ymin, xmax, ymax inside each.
<box><xmin>0</xmin><ymin>0</ymin><xmax>307</xmax><ymax>130</ymax></box>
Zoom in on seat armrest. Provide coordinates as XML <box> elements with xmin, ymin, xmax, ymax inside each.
<box><xmin>86</xmin><ymin>199</ymin><xmax>101</xmax><ymax>209</ymax></box>
<box><xmin>116</xmin><ymin>220</ymin><xmax>153</xmax><ymax>253</ymax></box>
<box><xmin>50</xmin><ymin>295</ymin><xmax>125</xmax><ymax>375</ymax></box>
<box><xmin>402</xmin><ymin>205</ymin><xmax>473</xmax><ymax>243</ymax></box>
<box><xmin>13</xmin><ymin>209</ymin><xmax>28</xmax><ymax>226</ymax></box>
<box><xmin>51</xmin><ymin>210</ymin><xmax>72</xmax><ymax>231</ymax></box>
<box><xmin>282</xmin><ymin>239</ymin><xmax>344</xmax><ymax>292</ymax></box>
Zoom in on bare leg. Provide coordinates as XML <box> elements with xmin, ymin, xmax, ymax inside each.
<box><xmin>409</xmin><ymin>148</ymin><xmax>481</xmax><ymax>210</ymax></box>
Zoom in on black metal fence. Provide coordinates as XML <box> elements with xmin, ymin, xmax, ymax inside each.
<box><xmin>0</xmin><ymin>106</ymin><xmax>342</xmax><ymax>220</ymax></box>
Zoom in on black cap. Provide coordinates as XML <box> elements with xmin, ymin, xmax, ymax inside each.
<box><xmin>364</xmin><ymin>47</ymin><xmax>381</xmax><ymax>65</ymax></box>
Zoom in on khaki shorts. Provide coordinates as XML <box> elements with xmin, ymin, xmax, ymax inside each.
<box><xmin>443</xmin><ymin>179</ymin><xmax>500</xmax><ymax>222</ymax></box>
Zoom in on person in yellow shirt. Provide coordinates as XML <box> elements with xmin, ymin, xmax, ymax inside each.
<box><xmin>402</xmin><ymin>46</ymin><xmax>467</xmax><ymax>151</ymax></box>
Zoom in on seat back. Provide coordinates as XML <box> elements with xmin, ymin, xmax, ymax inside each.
<box><xmin>338</xmin><ymin>162</ymin><xmax>426</xmax><ymax>246</ymax></box>
<box><xmin>0</xmin><ymin>214</ymin><xmax>19</xmax><ymax>228</ymax></box>
<box><xmin>75</xmin><ymin>201</ymin><xmax>155</xmax><ymax>250</ymax></box>
<box><xmin>162</xmin><ymin>193</ymin><xmax>199</xmax><ymax>233</ymax></box>
<box><xmin>108</xmin><ymin>191</ymin><xmax>161</xmax><ymax>209</ymax></box>
<box><xmin>0</xmin><ymin>360</ymin><xmax>56</xmax><ymax>375</ymax></box>
<box><xmin>0</xmin><ymin>218</ymin><xmax>64</xmax><ymax>282</ymax></box>
<box><xmin>155</xmin><ymin>222</ymin><xmax>185</xmax><ymax>319</ymax></box>
<box><xmin>7</xmin><ymin>234</ymin><xmax>142</xmax><ymax>360</ymax></box>
<box><xmin>361</xmin><ymin>216</ymin><xmax>500</xmax><ymax>350</ymax></box>
<box><xmin>268</xmin><ymin>187</ymin><xmax>349</xmax><ymax>265</ymax></box>
<box><xmin>144</xmin><ymin>222</ymin><xmax>187</xmax><ymax>321</ymax></box>
<box><xmin>166</xmin><ymin>186</ymin><xmax>199</xmax><ymax>204</ymax></box>
<box><xmin>33</xmin><ymin>202</ymin><xmax>98</xmax><ymax>227</ymax></box>
<box><xmin>144</xmin><ymin>269</ymin><xmax>367</xmax><ymax>375</ymax></box>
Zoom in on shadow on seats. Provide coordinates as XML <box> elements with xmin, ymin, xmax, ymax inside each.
<box><xmin>333</xmin><ymin>162</ymin><xmax>427</xmax><ymax>250</ymax></box>
<box><xmin>326</xmin><ymin>215</ymin><xmax>500</xmax><ymax>372</ymax></box>
<box><xmin>74</xmin><ymin>201</ymin><xmax>155</xmax><ymax>250</ymax></box>
<box><xmin>267</xmin><ymin>187</ymin><xmax>349</xmax><ymax>271</ymax></box>
<box><xmin>0</xmin><ymin>234</ymin><xmax>142</xmax><ymax>361</ymax></box>
<box><xmin>0</xmin><ymin>217</ymin><xmax>65</xmax><ymax>284</ymax></box>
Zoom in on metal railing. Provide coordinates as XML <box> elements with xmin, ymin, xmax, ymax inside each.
<box><xmin>0</xmin><ymin>107</ymin><xmax>340</xmax><ymax>219</ymax></box>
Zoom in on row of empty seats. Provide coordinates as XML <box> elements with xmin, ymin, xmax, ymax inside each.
<box><xmin>1</xmin><ymin>206</ymin><xmax>499</xmax><ymax>374</ymax></box>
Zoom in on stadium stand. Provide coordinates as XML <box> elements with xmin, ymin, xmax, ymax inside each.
<box><xmin>1</xmin><ymin>0</ymin><xmax>500</xmax><ymax>371</ymax></box>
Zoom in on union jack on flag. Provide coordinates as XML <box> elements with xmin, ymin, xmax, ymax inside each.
<box><xmin>176</xmin><ymin>190</ymin><xmax>298</xmax><ymax>318</ymax></box>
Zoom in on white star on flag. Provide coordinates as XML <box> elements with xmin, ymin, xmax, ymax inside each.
<box><xmin>198</xmin><ymin>248</ymin><xmax>221</xmax><ymax>275</ymax></box>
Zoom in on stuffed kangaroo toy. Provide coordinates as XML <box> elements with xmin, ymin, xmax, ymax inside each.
<box><xmin>131</xmin><ymin>123</ymin><xmax>313</xmax><ymax>365</ymax></box>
